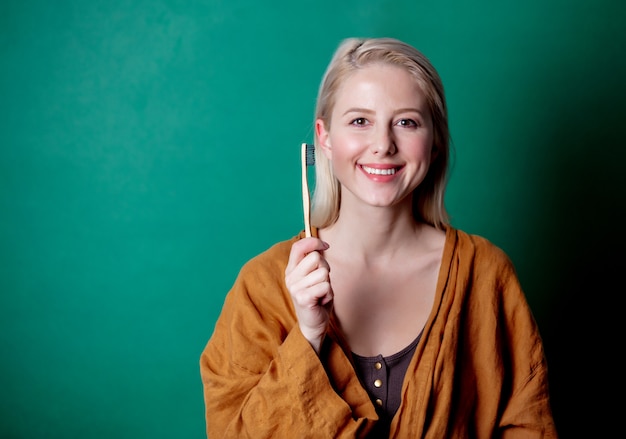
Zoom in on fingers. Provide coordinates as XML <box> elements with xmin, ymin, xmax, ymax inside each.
<box><xmin>285</xmin><ymin>239</ymin><xmax>333</xmax><ymax>317</ymax></box>
<box><xmin>284</xmin><ymin>237</ymin><xmax>333</xmax><ymax>354</ymax></box>
<box><xmin>286</xmin><ymin>241</ymin><xmax>329</xmax><ymax>286</ymax></box>
<box><xmin>289</xmin><ymin>264</ymin><xmax>332</xmax><ymax>306</ymax></box>
<box><xmin>286</xmin><ymin>237</ymin><xmax>330</xmax><ymax>275</ymax></box>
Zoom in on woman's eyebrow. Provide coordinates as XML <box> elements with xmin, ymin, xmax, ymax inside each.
<box><xmin>342</xmin><ymin>107</ymin><xmax>375</xmax><ymax>116</ymax></box>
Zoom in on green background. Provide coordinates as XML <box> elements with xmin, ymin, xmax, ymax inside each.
<box><xmin>2</xmin><ymin>1</ymin><xmax>624</xmax><ymax>437</ymax></box>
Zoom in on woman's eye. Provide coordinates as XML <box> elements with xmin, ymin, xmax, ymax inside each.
<box><xmin>350</xmin><ymin>117</ymin><xmax>368</xmax><ymax>126</ymax></box>
<box><xmin>397</xmin><ymin>119</ymin><xmax>419</xmax><ymax>127</ymax></box>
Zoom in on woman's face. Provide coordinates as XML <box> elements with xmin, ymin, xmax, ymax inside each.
<box><xmin>316</xmin><ymin>63</ymin><xmax>435</xmax><ymax>211</ymax></box>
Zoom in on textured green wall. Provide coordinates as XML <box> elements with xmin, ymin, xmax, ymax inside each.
<box><xmin>1</xmin><ymin>1</ymin><xmax>624</xmax><ymax>437</ymax></box>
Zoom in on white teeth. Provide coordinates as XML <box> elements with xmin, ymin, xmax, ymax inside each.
<box><xmin>362</xmin><ymin>165</ymin><xmax>396</xmax><ymax>175</ymax></box>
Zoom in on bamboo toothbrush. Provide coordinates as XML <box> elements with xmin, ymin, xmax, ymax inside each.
<box><xmin>301</xmin><ymin>143</ymin><xmax>315</xmax><ymax>237</ymax></box>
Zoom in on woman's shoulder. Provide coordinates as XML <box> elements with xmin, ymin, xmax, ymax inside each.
<box><xmin>447</xmin><ymin>228</ymin><xmax>524</xmax><ymax>301</ymax></box>
<box><xmin>448</xmin><ymin>227</ymin><xmax>515</xmax><ymax>269</ymax></box>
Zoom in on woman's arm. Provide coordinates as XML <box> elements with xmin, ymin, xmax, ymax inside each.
<box><xmin>199</xmin><ymin>246</ymin><xmax>376</xmax><ymax>438</ymax></box>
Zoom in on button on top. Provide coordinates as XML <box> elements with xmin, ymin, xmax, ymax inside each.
<box><xmin>374</xmin><ymin>362</ymin><xmax>382</xmax><ymax>370</ymax></box>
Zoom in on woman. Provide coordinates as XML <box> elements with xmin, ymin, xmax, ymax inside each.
<box><xmin>200</xmin><ymin>37</ymin><xmax>558</xmax><ymax>438</ymax></box>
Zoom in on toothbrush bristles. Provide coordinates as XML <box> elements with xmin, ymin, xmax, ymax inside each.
<box><xmin>305</xmin><ymin>143</ymin><xmax>315</xmax><ymax>166</ymax></box>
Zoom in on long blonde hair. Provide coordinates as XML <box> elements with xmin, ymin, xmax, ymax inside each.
<box><xmin>311</xmin><ymin>37</ymin><xmax>451</xmax><ymax>230</ymax></box>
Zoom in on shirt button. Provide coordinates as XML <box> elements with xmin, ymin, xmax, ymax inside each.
<box><xmin>375</xmin><ymin>398</ymin><xmax>383</xmax><ymax>406</ymax></box>
<box><xmin>374</xmin><ymin>362</ymin><xmax>382</xmax><ymax>370</ymax></box>
<box><xmin>374</xmin><ymin>379</ymin><xmax>382</xmax><ymax>388</ymax></box>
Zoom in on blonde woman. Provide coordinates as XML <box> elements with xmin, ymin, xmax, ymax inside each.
<box><xmin>200</xmin><ymin>37</ymin><xmax>557</xmax><ymax>438</ymax></box>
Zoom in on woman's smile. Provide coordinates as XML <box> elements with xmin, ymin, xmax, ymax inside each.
<box><xmin>360</xmin><ymin>164</ymin><xmax>401</xmax><ymax>176</ymax></box>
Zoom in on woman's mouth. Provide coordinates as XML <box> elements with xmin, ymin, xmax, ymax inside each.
<box><xmin>361</xmin><ymin>165</ymin><xmax>399</xmax><ymax>175</ymax></box>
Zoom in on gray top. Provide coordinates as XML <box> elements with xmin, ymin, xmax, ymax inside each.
<box><xmin>352</xmin><ymin>331</ymin><xmax>422</xmax><ymax>437</ymax></box>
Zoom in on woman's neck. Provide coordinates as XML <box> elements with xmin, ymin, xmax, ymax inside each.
<box><xmin>319</xmin><ymin>204</ymin><xmax>428</xmax><ymax>264</ymax></box>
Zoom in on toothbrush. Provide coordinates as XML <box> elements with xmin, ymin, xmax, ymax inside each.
<box><xmin>301</xmin><ymin>143</ymin><xmax>315</xmax><ymax>237</ymax></box>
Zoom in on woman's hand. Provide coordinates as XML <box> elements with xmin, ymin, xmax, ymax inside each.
<box><xmin>285</xmin><ymin>237</ymin><xmax>333</xmax><ymax>354</ymax></box>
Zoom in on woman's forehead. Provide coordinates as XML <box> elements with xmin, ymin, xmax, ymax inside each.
<box><xmin>332</xmin><ymin>64</ymin><xmax>428</xmax><ymax>112</ymax></box>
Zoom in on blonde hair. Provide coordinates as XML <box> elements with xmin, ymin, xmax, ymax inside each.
<box><xmin>311</xmin><ymin>37</ymin><xmax>451</xmax><ymax>230</ymax></box>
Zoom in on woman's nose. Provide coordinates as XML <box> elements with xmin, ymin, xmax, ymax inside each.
<box><xmin>370</xmin><ymin>126</ymin><xmax>397</xmax><ymax>155</ymax></box>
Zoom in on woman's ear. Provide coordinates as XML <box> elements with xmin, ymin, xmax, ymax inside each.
<box><xmin>315</xmin><ymin>119</ymin><xmax>332</xmax><ymax>159</ymax></box>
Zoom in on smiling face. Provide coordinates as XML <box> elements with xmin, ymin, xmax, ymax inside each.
<box><xmin>315</xmin><ymin>63</ymin><xmax>435</xmax><ymax>212</ymax></box>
